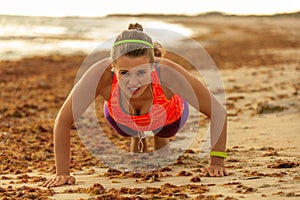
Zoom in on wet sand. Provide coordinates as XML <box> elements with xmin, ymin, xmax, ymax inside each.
<box><xmin>0</xmin><ymin>14</ymin><xmax>299</xmax><ymax>199</ymax></box>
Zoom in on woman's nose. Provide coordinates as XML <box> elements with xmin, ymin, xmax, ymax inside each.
<box><xmin>128</xmin><ymin>76</ymin><xmax>139</xmax><ymax>86</ymax></box>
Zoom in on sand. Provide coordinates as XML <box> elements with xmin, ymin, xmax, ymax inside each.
<box><xmin>0</xmin><ymin>14</ymin><xmax>299</xmax><ymax>199</ymax></box>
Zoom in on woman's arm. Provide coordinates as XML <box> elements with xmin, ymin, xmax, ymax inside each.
<box><xmin>159</xmin><ymin>58</ymin><xmax>228</xmax><ymax>176</ymax></box>
<box><xmin>43</xmin><ymin>58</ymin><xmax>112</xmax><ymax>187</ymax></box>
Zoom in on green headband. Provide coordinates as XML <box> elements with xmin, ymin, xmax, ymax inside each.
<box><xmin>113</xmin><ymin>39</ymin><xmax>154</xmax><ymax>48</ymax></box>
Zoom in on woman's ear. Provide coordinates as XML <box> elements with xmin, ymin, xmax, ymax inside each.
<box><xmin>110</xmin><ymin>63</ymin><xmax>115</xmax><ymax>72</ymax></box>
<box><xmin>151</xmin><ymin>61</ymin><xmax>155</xmax><ymax>71</ymax></box>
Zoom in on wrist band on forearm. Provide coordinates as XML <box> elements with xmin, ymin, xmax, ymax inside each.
<box><xmin>210</xmin><ymin>151</ymin><xmax>227</xmax><ymax>158</ymax></box>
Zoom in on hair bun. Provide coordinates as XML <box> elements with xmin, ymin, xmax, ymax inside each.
<box><xmin>128</xmin><ymin>23</ymin><xmax>143</xmax><ymax>31</ymax></box>
<box><xmin>154</xmin><ymin>42</ymin><xmax>166</xmax><ymax>58</ymax></box>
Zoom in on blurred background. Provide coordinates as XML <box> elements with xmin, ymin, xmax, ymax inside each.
<box><xmin>1</xmin><ymin>0</ymin><xmax>299</xmax><ymax>61</ymax></box>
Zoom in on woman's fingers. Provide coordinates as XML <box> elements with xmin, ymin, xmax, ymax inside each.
<box><xmin>44</xmin><ymin>178</ymin><xmax>58</xmax><ymax>188</ymax></box>
<box><xmin>42</xmin><ymin>179</ymin><xmax>51</xmax><ymax>187</ymax></box>
<box><xmin>208</xmin><ymin>167</ymin><xmax>215</xmax><ymax>177</ymax></box>
<box><xmin>67</xmin><ymin>176</ymin><xmax>76</xmax><ymax>185</ymax></box>
<box><xmin>213</xmin><ymin>168</ymin><xmax>220</xmax><ymax>177</ymax></box>
<box><xmin>219</xmin><ymin>168</ymin><xmax>224</xmax><ymax>177</ymax></box>
<box><xmin>43</xmin><ymin>178</ymin><xmax>58</xmax><ymax>187</ymax></box>
<box><xmin>203</xmin><ymin>166</ymin><xmax>214</xmax><ymax>177</ymax></box>
<box><xmin>55</xmin><ymin>176</ymin><xmax>69</xmax><ymax>187</ymax></box>
<box><xmin>203</xmin><ymin>166</ymin><xmax>228</xmax><ymax>177</ymax></box>
<box><xmin>223</xmin><ymin>168</ymin><xmax>229</xmax><ymax>176</ymax></box>
<box><xmin>42</xmin><ymin>175</ymin><xmax>76</xmax><ymax>188</ymax></box>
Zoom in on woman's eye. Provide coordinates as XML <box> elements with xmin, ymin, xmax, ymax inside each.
<box><xmin>137</xmin><ymin>70</ymin><xmax>146</xmax><ymax>76</ymax></box>
<box><xmin>120</xmin><ymin>71</ymin><xmax>129</xmax><ymax>76</ymax></box>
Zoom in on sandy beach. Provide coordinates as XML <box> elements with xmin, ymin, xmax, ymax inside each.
<box><xmin>0</xmin><ymin>14</ymin><xmax>299</xmax><ymax>199</ymax></box>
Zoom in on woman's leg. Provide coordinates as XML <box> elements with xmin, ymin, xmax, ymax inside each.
<box><xmin>154</xmin><ymin>136</ymin><xmax>170</xmax><ymax>151</ymax></box>
<box><xmin>130</xmin><ymin>137</ymin><xmax>148</xmax><ymax>153</ymax></box>
<box><xmin>104</xmin><ymin>102</ymin><xmax>148</xmax><ymax>152</ymax></box>
<box><xmin>103</xmin><ymin>102</ymin><xmax>138</xmax><ymax>137</ymax></box>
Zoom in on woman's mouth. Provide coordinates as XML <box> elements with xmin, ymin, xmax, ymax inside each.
<box><xmin>128</xmin><ymin>87</ymin><xmax>140</xmax><ymax>94</ymax></box>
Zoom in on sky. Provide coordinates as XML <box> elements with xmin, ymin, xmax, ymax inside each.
<box><xmin>0</xmin><ymin>0</ymin><xmax>299</xmax><ymax>17</ymax></box>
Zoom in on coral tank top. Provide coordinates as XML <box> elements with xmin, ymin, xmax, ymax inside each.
<box><xmin>107</xmin><ymin>62</ymin><xmax>185</xmax><ymax>131</ymax></box>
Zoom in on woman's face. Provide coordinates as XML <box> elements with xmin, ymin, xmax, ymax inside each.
<box><xmin>113</xmin><ymin>55</ymin><xmax>153</xmax><ymax>98</ymax></box>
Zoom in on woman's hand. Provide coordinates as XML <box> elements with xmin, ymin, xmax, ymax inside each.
<box><xmin>203</xmin><ymin>156</ymin><xmax>229</xmax><ymax>177</ymax></box>
<box><xmin>203</xmin><ymin>164</ymin><xmax>229</xmax><ymax>177</ymax></box>
<box><xmin>42</xmin><ymin>175</ymin><xmax>76</xmax><ymax>188</ymax></box>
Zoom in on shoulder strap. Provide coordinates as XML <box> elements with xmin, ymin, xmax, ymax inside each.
<box><xmin>154</xmin><ymin>59</ymin><xmax>162</xmax><ymax>82</ymax></box>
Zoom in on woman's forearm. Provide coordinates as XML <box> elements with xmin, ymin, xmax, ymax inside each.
<box><xmin>210</xmin><ymin>114</ymin><xmax>227</xmax><ymax>152</ymax></box>
<box><xmin>210</xmin><ymin>94</ymin><xmax>227</xmax><ymax>152</ymax></box>
<box><xmin>54</xmin><ymin>121</ymin><xmax>71</xmax><ymax>175</ymax></box>
<box><xmin>208</xmin><ymin>100</ymin><xmax>227</xmax><ymax>167</ymax></box>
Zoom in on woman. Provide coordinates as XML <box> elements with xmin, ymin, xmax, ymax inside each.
<box><xmin>43</xmin><ymin>23</ymin><xmax>228</xmax><ymax>188</ymax></box>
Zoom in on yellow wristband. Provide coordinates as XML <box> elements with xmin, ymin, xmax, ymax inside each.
<box><xmin>210</xmin><ymin>151</ymin><xmax>227</xmax><ymax>158</ymax></box>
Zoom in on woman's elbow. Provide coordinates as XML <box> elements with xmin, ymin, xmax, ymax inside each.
<box><xmin>54</xmin><ymin>113</ymin><xmax>74</xmax><ymax>129</ymax></box>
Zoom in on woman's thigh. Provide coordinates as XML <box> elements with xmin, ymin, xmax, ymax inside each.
<box><xmin>153</xmin><ymin>101</ymin><xmax>189</xmax><ymax>138</ymax></box>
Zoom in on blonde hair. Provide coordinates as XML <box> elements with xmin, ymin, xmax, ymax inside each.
<box><xmin>111</xmin><ymin>23</ymin><xmax>155</xmax><ymax>62</ymax></box>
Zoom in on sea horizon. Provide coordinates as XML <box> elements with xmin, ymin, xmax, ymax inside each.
<box><xmin>1</xmin><ymin>10</ymin><xmax>300</xmax><ymax>19</ymax></box>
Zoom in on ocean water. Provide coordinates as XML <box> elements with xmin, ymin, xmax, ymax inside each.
<box><xmin>0</xmin><ymin>15</ymin><xmax>193</xmax><ymax>61</ymax></box>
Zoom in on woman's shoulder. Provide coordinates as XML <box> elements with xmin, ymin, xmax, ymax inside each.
<box><xmin>84</xmin><ymin>57</ymin><xmax>113</xmax><ymax>78</ymax></box>
<box><xmin>91</xmin><ymin>57</ymin><xmax>113</xmax><ymax>71</ymax></box>
<box><xmin>156</xmin><ymin>57</ymin><xmax>189</xmax><ymax>76</ymax></box>
<box><xmin>77</xmin><ymin>57</ymin><xmax>113</xmax><ymax>98</ymax></box>
<box><xmin>90</xmin><ymin>57</ymin><xmax>113</xmax><ymax>84</ymax></box>
<box><xmin>156</xmin><ymin>57</ymin><xmax>183</xmax><ymax>70</ymax></box>
<box><xmin>155</xmin><ymin>57</ymin><xmax>197</xmax><ymax>88</ymax></box>
<box><xmin>93</xmin><ymin>58</ymin><xmax>114</xmax><ymax>98</ymax></box>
